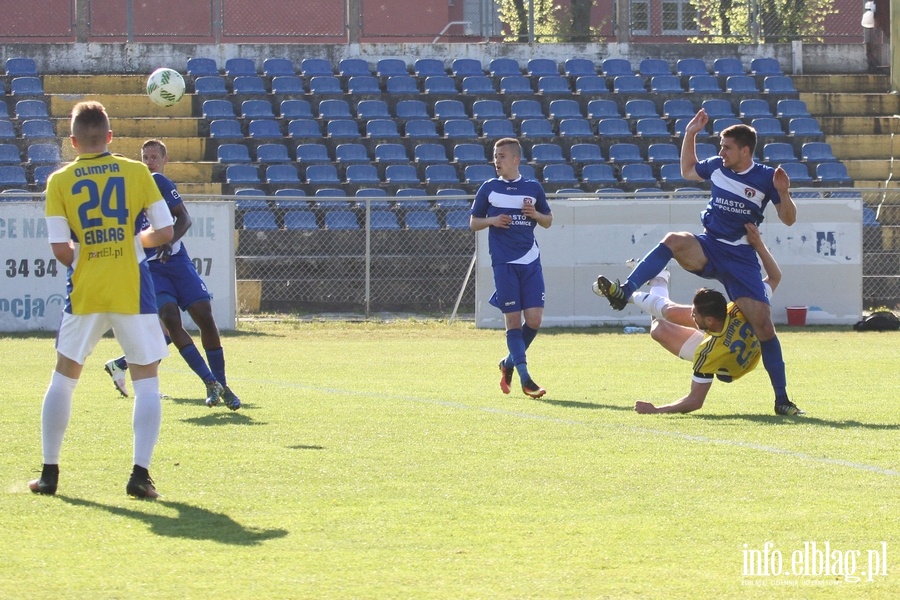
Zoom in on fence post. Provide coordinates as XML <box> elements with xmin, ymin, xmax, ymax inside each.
<box><xmin>75</xmin><ymin>0</ymin><xmax>89</xmax><ymax>42</ymax></box>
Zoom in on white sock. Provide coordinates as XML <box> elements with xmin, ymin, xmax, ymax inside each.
<box><xmin>132</xmin><ymin>377</ymin><xmax>162</xmax><ymax>469</ymax></box>
<box><xmin>649</xmin><ymin>278</ymin><xmax>670</xmax><ymax>299</ymax></box>
<box><xmin>41</xmin><ymin>371</ymin><xmax>78</xmax><ymax>464</ymax></box>
<box><xmin>631</xmin><ymin>292</ymin><xmax>669</xmax><ymax>320</ymax></box>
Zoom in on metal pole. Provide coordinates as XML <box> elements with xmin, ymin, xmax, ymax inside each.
<box><xmin>126</xmin><ymin>0</ymin><xmax>133</xmax><ymax>43</ymax></box>
<box><xmin>529</xmin><ymin>0</ymin><xmax>535</xmax><ymax>43</ymax></box>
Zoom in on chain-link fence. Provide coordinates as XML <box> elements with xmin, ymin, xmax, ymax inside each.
<box><xmin>860</xmin><ymin>189</ymin><xmax>900</xmax><ymax>312</ymax></box>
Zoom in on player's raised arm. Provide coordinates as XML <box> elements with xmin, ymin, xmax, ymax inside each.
<box><xmin>680</xmin><ymin>109</ymin><xmax>709</xmax><ymax>181</ymax></box>
<box><xmin>772</xmin><ymin>166</ymin><xmax>797</xmax><ymax>226</ymax></box>
<box><xmin>745</xmin><ymin>223</ymin><xmax>782</xmax><ymax>292</ymax></box>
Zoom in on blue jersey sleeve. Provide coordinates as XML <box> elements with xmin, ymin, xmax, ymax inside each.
<box><xmin>152</xmin><ymin>172</ymin><xmax>182</xmax><ymax>211</ymax></box>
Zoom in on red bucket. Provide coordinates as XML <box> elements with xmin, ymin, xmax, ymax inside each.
<box><xmin>786</xmin><ymin>306</ymin><xmax>808</xmax><ymax>326</ymax></box>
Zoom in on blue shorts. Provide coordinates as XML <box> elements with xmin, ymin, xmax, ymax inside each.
<box><xmin>692</xmin><ymin>233</ymin><xmax>769</xmax><ymax>304</ymax></box>
<box><xmin>149</xmin><ymin>252</ymin><xmax>211</xmax><ymax>311</ymax></box>
<box><xmin>489</xmin><ymin>261</ymin><xmax>546</xmax><ymax>313</ymax></box>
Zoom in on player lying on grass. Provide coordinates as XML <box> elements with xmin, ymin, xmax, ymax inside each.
<box><xmin>616</xmin><ymin>223</ymin><xmax>803</xmax><ymax>415</ymax></box>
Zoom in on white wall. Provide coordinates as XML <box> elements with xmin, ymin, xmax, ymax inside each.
<box><xmin>475</xmin><ymin>197</ymin><xmax>864</xmax><ymax>328</ymax></box>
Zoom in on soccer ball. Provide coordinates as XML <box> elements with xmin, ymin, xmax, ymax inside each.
<box><xmin>146</xmin><ymin>68</ymin><xmax>186</xmax><ymax>107</ymax></box>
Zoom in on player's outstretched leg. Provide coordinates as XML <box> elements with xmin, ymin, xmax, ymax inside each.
<box><xmin>593</xmin><ymin>276</ymin><xmax>628</xmax><ymax>311</ymax></box>
<box><xmin>104</xmin><ymin>357</ymin><xmax>129</xmax><ymax>397</ymax></box>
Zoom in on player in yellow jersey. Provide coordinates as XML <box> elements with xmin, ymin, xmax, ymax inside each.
<box><xmin>28</xmin><ymin>101</ymin><xmax>175</xmax><ymax>498</ymax></box>
<box><xmin>627</xmin><ymin>223</ymin><xmax>801</xmax><ymax>415</ymax></box>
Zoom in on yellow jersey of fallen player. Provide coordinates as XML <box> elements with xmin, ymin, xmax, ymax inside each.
<box><xmin>692</xmin><ymin>302</ymin><xmax>761</xmax><ymax>383</ymax></box>
<box><xmin>45</xmin><ymin>152</ymin><xmax>162</xmax><ymax>315</ymax></box>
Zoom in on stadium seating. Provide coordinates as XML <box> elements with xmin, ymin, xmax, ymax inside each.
<box><xmin>225</xmin><ymin>58</ymin><xmax>256</xmax><ymax>77</ymax></box>
<box><xmin>263</xmin><ymin>58</ymin><xmax>295</xmax><ymax>77</ymax></box>
<box><xmin>395</xmin><ymin>100</ymin><xmax>430</xmax><ymax>120</ymax></box>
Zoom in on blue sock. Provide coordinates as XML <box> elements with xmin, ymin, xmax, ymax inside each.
<box><xmin>504</xmin><ymin>325</ymin><xmax>538</xmax><ymax>367</ymax></box>
<box><xmin>206</xmin><ymin>347</ymin><xmax>226</xmax><ymax>386</ymax></box>
<box><xmin>506</xmin><ymin>328</ymin><xmax>530</xmax><ymax>382</ymax></box>
<box><xmin>760</xmin><ymin>336</ymin><xmax>788</xmax><ymax>402</ymax></box>
<box><xmin>178</xmin><ymin>343</ymin><xmax>215</xmax><ymax>383</ymax></box>
<box><xmin>623</xmin><ymin>244</ymin><xmax>674</xmax><ymax>297</ymax></box>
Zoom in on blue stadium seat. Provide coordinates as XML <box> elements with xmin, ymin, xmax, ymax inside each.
<box><xmin>464</xmin><ymin>164</ymin><xmax>497</xmax><ymax>183</ymax></box>
<box><xmin>0</xmin><ymin>144</ymin><xmax>21</xmax><ymax>164</ymax></box>
<box><xmin>536</xmin><ymin>76</ymin><xmax>570</xmax><ymax>95</ymax></box>
<box><xmin>489</xmin><ymin>58</ymin><xmax>521</xmax><ymax>78</ymax></box>
<box><xmin>345</xmin><ymin>164</ymin><xmax>380</xmax><ymax>185</ymax></box>
<box><xmin>472</xmin><ymin>100</ymin><xmax>506</xmax><ymax>120</ymax></box>
<box><xmin>405</xmin><ymin>210</ymin><xmax>441</xmax><ymax>230</ymax></box>
<box><xmin>232</xmin><ymin>76</ymin><xmax>267</xmax><ymax>95</ymax></box>
<box><xmin>542</xmin><ymin>164</ymin><xmax>577</xmax><ymax>184</ymax></box>
<box><xmin>662</xmin><ymin>99</ymin><xmax>695</xmax><ymax>120</ymax></box>
<box><xmin>33</xmin><ymin>165</ymin><xmax>56</xmax><ymax>186</ymax></box>
<box><xmin>248</xmin><ymin>119</ymin><xmax>283</xmax><ymax>139</ymax></box>
<box><xmin>241</xmin><ymin>99</ymin><xmax>276</xmax><ymax>120</ymax></box>
<box><xmin>283</xmin><ymin>210</ymin><xmax>319</xmax><ymax>230</ymax></box>
<box><xmin>11</xmin><ymin>77</ymin><xmax>44</xmax><ymax>96</ymax></box>
<box><xmin>0</xmin><ymin>166</ymin><xmax>28</xmax><ymax>187</ymax></box>
<box><xmin>762</xmin><ymin>142</ymin><xmax>797</xmax><ymax>163</ymax></box>
<box><xmin>625</xmin><ymin>99</ymin><xmax>658</xmax><ymax>119</ymax></box>
<box><xmin>308</xmin><ymin>76</ymin><xmax>343</xmax><ymax>95</ymax></box>
<box><xmin>725</xmin><ymin>75</ymin><xmax>758</xmax><ymax>94</ymax></box>
<box><xmin>713</xmin><ymin>58</ymin><xmax>743</xmax><ymax>77</ymax></box>
<box><xmin>574</xmin><ymin>75</ymin><xmax>608</xmax><ymax>95</ymax></box>
<box><xmin>451</xmin><ymin>58</ymin><xmax>483</xmax><ymax>78</ymax></box>
<box><xmin>300</xmin><ymin>58</ymin><xmax>333</xmax><ymax>77</ymax></box>
<box><xmin>779</xmin><ymin>162</ymin><xmax>813</xmax><ymax>183</ymax></box>
<box><xmin>354</xmin><ymin>188</ymin><xmax>391</xmax><ymax>210</ymax></box>
<box><xmin>776</xmin><ymin>99</ymin><xmax>810</xmax><ymax>119</ymax></box>
<box><xmin>510</xmin><ymin>100</ymin><xmax>544</xmax><ymax>120</ymax></box>
<box><xmin>414</xmin><ymin>143</ymin><xmax>448</xmax><ymax>164</ymax></box>
<box><xmin>621</xmin><ymin>164</ymin><xmax>657</xmax><ymax>185</ymax></box>
<box><xmin>520</xmin><ymin>119</ymin><xmax>554</xmax><ymax>139</ymax></box>
<box><xmin>646</xmin><ymin>143</ymin><xmax>680</xmax><ymax>163</ymax></box>
<box><xmin>305</xmin><ymin>164</ymin><xmax>341</xmax><ymax>185</ymax></box>
<box><xmin>270</xmin><ymin>76</ymin><xmax>304</xmax><ymax>95</ymax></box>
<box><xmin>21</xmin><ymin>119</ymin><xmax>55</xmax><ymax>139</ymax></box>
<box><xmin>338</xmin><ymin>58</ymin><xmax>371</xmax><ymax>78</ymax></box>
<box><xmin>384</xmin><ymin>164</ymin><xmax>420</xmax><ymax>184</ymax></box>
<box><xmin>601</xmin><ymin>58</ymin><xmax>632</xmax><ymax>77</ymax></box>
<box><xmin>763</xmin><ymin>76</ymin><xmax>797</xmax><ymax>94</ymax></box>
<box><xmin>0</xmin><ymin>120</ymin><xmax>15</xmax><ymax>139</ymax></box>
<box><xmin>695</xmin><ymin>143</ymin><xmax>718</xmax><ymax>161</ymax></box>
<box><xmin>659</xmin><ymin>163</ymin><xmax>686</xmax><ymax>184</ymax></box>
<box><xmin>256</xmin><ymin>143</ymin><xmax>291</xmax><ymax>164</ymax></box>
<box><xmin>816</xmin><ymin>163</ymin><xmax>851</xmax><ymax>184</ymax></box>
<box><xmin>324</xmin><ymin>210</ymin><xmax>360</xmax><ymax>230</ymax></box>
<box><xmin>548</xmin><ymin>99</ymin><xmax>582</xmax><ymax>120</ymax></box>
<box><xmin>319</xmin><ymin>99</ymin><xmax>352</xmax><ymax>120</ymax></box>
<box><xmin>288</xmin><ymin>119</ymin><xmax>322</xmax><ymax>139</ymax></box>
<box><xmin>327</xmin><ymin>119</ymin><xmax>360</xmax><ymax>139</ymax></box>
<box><xmin>751</xmin><ymin>118</ymin><xmax>785</xmax><ymax>137</ymax></box>
<box><xmin>558</xmin><ymin>118</ymin><xmax>593</xmax><ymax>138</ymax></box>
<box><xmin>482</xmin><ymin>119</ymin><xmax>516</xmax><ymax>138</ymax></box>
<box><xmin>225</xmin><ymin>58</ymin><xmax>256</xmax><ymax>77</ymax></box>
<box><xmin>376</xmin><ymin>58</ymin><xmax>409</xmax><ymax>78</ymax></box>
<box><xmin>639</xmin><ymin>59</ymin><xmax>670</xmax><ymax>77</ymax></box>
<box><xmin>365</xmin><ymin>119</ymin><xmax>400</xmax><ymax>139</ymax></box>
<box><xmin>295</xmin><ymin>143</ymin><xmax>331</xmax><ymax>166</ymax></box>
<box><xmin>636</xmin><ymin>118</ymin><xmax>669</xmax><ymax>138</ymax></box>
<box><xmin>356</xmin><ymin>99</ymin><xmax>390</xmax><ymax>120</ymax></box>
<box><xmin>499</xmin><ymin>76</ymin><xmax>532</xmax><ymax>95</ymax></box>
<box><xmin>424</xmin><ymin>164</ymin><xmax>459</xmax><ymax>184</ymax></box>
<box><xmin>386</xmin><ymin>75</ymin><xmax>418</xmax><ymax>94</ymax></box>
<box><xmin>423</xmin><ymin>75</ymin><xmax>458</xmax><ymax>95</ymax></box>
<box><xmin>217</xmin><ymin>144</ymin><xmax>252</xmax><ymax>164</ymax></box>
<box><xmin>225</xmin><ymin>165</ymin><xmax>261</xmax><ymax>184</ymax></box>
<box><xmin>6</xmin><ymin>57</ymin><xmax>38</xmax><ymax>77</ymax></box>
<box><xmin>374</xmin><ymin>143</ymin><xmax>409</xmax><ymax>164</ymax></box>
<box><xmin>266</xmin><ymin>165</ymin><xmax>301</xmax><ymax>184</ymax></box>
<box><xmin>701</xmin><ymin>99</ymin><xmax>734</xmax><ymax>119</ymax></box>
<box><xmin>597</xmin><ymin>118</ymin><xmax>631</xmax><ymax>138</ymax></box>
<box><xmin>243</xmin><ymin>210</ymin><xmax>278</xmax><ymax>230</ymax></box>
<box><xmin>414</xmin><ymin>58</ymin><xmax>446</xmax><ymax>78</ymax></box>
<box><xmin>194</xmin><ymin>76</ymin><xmax>228</xmax><ymax>95</ymax></box>
<box><xmin>530</xmin><ymin>143</ymin><xmax>566</xmax><ymax>164</ymax></box>
<box><xmin>527</xmin><ymin>58</ymin><xmax>559</xmax><ymax>77</ymax></box>
<box><xmin>750</xmin><ymin>57</ymin><xmax>782</xmax><ymax>76</ymax></box>
<box><xmin>405</xmin><ymin>119</ymin><xmax>439</xmax><ymax>139</ymax></box>
<box><xmin>587</xmin><ymin>99</ymin><xmax>620</xmax><ymax>120</ymax></box>
<box><xmin>263</xmin><ymin>58</ymin><xmax>295</xmax><ymax>77</ymax></box>
<box><xmin>452</xmin><ymin>143</ymin><xmax>486</xmax><ymax>164</ymax></box>
<box><xmin>712</xmin><ymin>117</ymin><xmax>742</xmax><ymax>135</ymax></box>
<box><xmin>347</xmin><ymin>75</ymin><xmax>381</xmax><ymax>95</ymax></box>
<box><xmin>202</xmin><ymin>99</ymin><xmax>235</xmax><ymax>119</ymax></box>
<box><xmin>608</xmin><ymin>143</ymin><xmax>643</xmax><ymax>164</ymax></box>
<box><xmin>612</xmin><ymin>75</ymin><xmax>647</xmax><ymax>94</ymax></box>
<box><xmin>443</xmin><ymin>119</ymin><xmax>477</xmax><ymax>139</ymax></box>
<box><xmin>273</xmin><ymin>188</ymin><xmax>308</xmax><ymax>199</ymax></box>
<box><xmin>187</xmin><ymin>57</ymin><xmax>218</xmax><ymax>77</ymax></box>
<box><xmin>395</xmin><ymin>100</ymin><xmax>429</xmax><ymax>120</ymax></box>
<box><xmin>434</xmin><ymin>99</ymin><xmax>467</xmax><ymax>120</ymax></box>
<box><xmin>233</xmin><ymin>190</ymin><xmax>267</xmax><ymax>204</ymax></box>
<box><xmin>369</xmin><ymin>210</ymin><xmax>401</xmax><ymax>230</ymax></box>
<box><xmin>739</xmin><ymin>99</ymin><xmax>773</xmax><ymax>119</ymax></box>
<box><xmin>334</xmin><ymin>143</ymin><xmax>370</xmax><ymax>164</ymax></box>
<box><xmin>444</xmin><ymin>210</ymin><xmax>471</xmax><ymax>229</ymax></box>
<box><xmin>564</xmin><ymin>58</ymin><xmax>596</xmax><ymax>78</ymax></box>
<box><xmin>569</xmin><ymin>143</ymin><xmax>605</xmax><ymax>165</ymax></box>
<box><xmin>688</xmin><ymin>75</ymin><xmax>722</xmax><ymax>93</ymax></box>
<box><xmin>461</xmin><ymin>76</ymin><xmax>495</xmax><ymax>95</ymax></box>
<box><xmin>801</xmin><ymin>142</ymin><xmax>838</xmax><ymax>163</ymax></box>
<box><xmin>650</xmin><ymin>75</ymin><xmax>683</xmax><ymax>94</ymax></box>
<box><xmin>581</xmin><ymin>164</ymin><xmax>617</xmax><ymax>185</ymax></box>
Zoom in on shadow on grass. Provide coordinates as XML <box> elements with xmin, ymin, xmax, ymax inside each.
<box><xmin>536</xmin><ymin>398</ymin><xmax>634</xmax><ymax>412</ymax></box>
<box><xmin>181</xmin><ymin>411</ymin><xmax>263</xmax><ymax>426</ymax></box>
<box><xmin>58</xmin><ymin>496</ymin><xmax>288</xmax><ymax>545</ymax></box>
<box><xmin>289</xmin><ymin>444</ymin><xmax>324</xmax><ymax>450</ymax></box>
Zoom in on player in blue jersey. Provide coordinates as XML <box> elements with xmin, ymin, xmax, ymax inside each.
<box><xmin>470</xmin><ymin>138</ymin><xmax>553</xmax><ymax>398</ymax></box>
<box><xmin>29</xmin><ymin>101</ymin><xmax>174</xmax><ymax>498</ymax></box>
<box><xmin>104</xmin><ymin>139</ymin><xmax>241</xmax><ymax>410</ymax></box>
<box><xmin>627</xmin><ymin>223</ymin><xmax>789</xmax><ymax>414</ymax></box>
<box><xmin>594</xmin><ymin>109</ymin><xmax>803</xmax><ymax>416</ymax></box>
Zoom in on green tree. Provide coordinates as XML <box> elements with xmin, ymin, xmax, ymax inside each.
<box><xmin>497</xmin><ymin>0</ymin><xmax>602</xmax><ymax>43</ymax></box>
<box><xmin>691</xmin><ymin>0</ymin><xmax>837</xmax><ymax>43</ymax></box>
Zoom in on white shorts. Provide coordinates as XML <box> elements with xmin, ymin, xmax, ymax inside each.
<box><xmin>56</xmin><ymin>312</ymin><xmax>169</xmax><ymax>366</ymax></box>
<box><xmin>678</xmin><ymin>330</ymin><xmax>705</xmax><ymax>361</ymax></box>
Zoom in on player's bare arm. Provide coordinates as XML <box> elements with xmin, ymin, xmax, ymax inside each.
<box><xmin>745</xmin><ymin>223</ymin><xmax>782</xmax><ymax>292</ymax></box>
<box><xmin>470</xmin><ymin>214</ymin><xmax>512</xmax><ymax>231</ymax></box>
<box><xmin>772</xmin><ymin>166</ymin><xmax>797</xmax><ymax>226</ymax></box>
<box><xmin>635</xmin><ymin>379</ymin><xmax>712</xmax><ymax>414</ymax></box>
<box><xmin>680</xmin><ymin>109</ymin><xmax>708</xmax><ymax>181</ymax></box>
<box><xmin>156</xmin><ymin>202</ymin><xmax>192</xmax><ymax>262</ymax></box>
<box><xmin>521</xmin><ymin>201</ymin><xmax>552</xmax><ymax>228</ymax></box>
